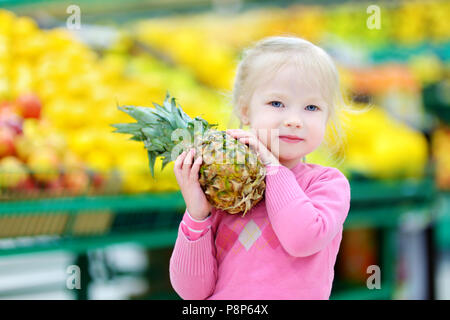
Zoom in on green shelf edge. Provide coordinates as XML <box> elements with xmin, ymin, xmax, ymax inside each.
<box><xmin>0</xmin><ymin>228</ymin><xmax>178</xmax><ymax>257</ymax></box>
<box><xmin>0</xmin><ymin>191</ymin><xmax>187</xmax><ymax>215</ymax></box>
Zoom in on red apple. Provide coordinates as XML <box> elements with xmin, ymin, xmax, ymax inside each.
<box><xmin>92</xmin><ymin>172</ymin><xmax>105</xmax><ymax>189</ymax></box>
<box><xmin>63</xmin><ymin>170</ymin><xmax>89</xmax><ymax>195</ymax></box>
<box><xmin>14</xmin><ymin>176</ymin><xmax>38</xmax><ymax>198</ymax></box>
<box><xmin>16</xmin><ymin>177</ymin><xmax>37</xmax><ymax>191</ymax></box>
<box><xmin>46</xmin><ymin>176</ymin><xmax>65</xmax><ymax>197</ymax></box>
<box><xmin>0</xmin><ymin>126</ymin><xmax>16</xmax><ymax>158</ymax></box>
<box><xmin>15</xmin><ymin>93</ymin><xmax>42</xmax><ymax>119</ymax></box>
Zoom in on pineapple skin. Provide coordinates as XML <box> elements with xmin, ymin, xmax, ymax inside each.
<box><xmin>196</xmin><ymin>129</ymin><xmax>266</xmax><ymax>217</ymax></box>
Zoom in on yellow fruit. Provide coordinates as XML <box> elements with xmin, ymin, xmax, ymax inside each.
<box><xmin>27</xmin><ymin>147</ymin><xmax>60</xmax><ymax>183</ymax></box>
<box><xmin>85</xmin><ymin>150</ymin><xmax>112</xmax><ymax>173</ymax></box>
<box><xmin>0</xmin><ymin>156</ymin><xmax>29</xmax><ymax>188</ymax></box>
<box><xmin>62</xmin><ymin>152</ymin><xmax>85</xmax><ymax>172</ymax></box>
<box><xmin>14</xmin><ymin>134</ymin><xmax>43</xmax><ymax>162</ymax></box>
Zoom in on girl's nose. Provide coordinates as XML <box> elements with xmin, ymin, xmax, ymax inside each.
<box><xmin>283</xmin><ymin>119</ymin><xmax>302</xmax><ymax>129</ymax></box>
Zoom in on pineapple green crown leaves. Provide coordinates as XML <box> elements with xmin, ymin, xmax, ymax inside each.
<box><xmin>111</xmin><ymin>91</ymin><xmax>218</xmax><ymax>178</ymax></box>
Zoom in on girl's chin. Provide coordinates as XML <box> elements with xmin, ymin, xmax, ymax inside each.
<box><xmin>268</xmin><ymin>146</ymin><xmax>305</xmax><ymax>163</ymax></box>
<box><xmin>279</xmin><ymin>159</ymin><xmax>303</xmax><ymax>169</ymax></box>
<box><xmin>278</xmin><ymin>153</ymin><xmax>303</xmax><ymax>161</ymax></box>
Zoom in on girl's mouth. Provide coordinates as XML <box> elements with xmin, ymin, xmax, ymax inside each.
<box><xmin>279</xmin><ymin>135</ymin><xmax>304</xmax><ymax>143</ymax></box>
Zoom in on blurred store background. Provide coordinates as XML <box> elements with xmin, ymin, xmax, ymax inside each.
<box><xmin>0</xmin><ymin>0</ymin><xmax>449</xmax><ymax>300</ymax></box>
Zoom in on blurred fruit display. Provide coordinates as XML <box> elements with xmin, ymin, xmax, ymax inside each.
<box><xmin>0</xmin><ymin>9</ymin><xmax>232</xmax><ymax>197</ymax></box>
<box><xmin>134</xmin><ymin>0</ymin><xmax>449</xmax><ymax>92</ymax></box>
<box><xmin>0</xmin><ymin>94</ymin><xmax>116</xmax><ymax>199</ymax></box>
<box><xmin>0</xmin><ymin>0</ymin><xmax>448</xmax><ymax>199</ymax></box>
<box><xmin>335</xmin><ymin>103</ymin><xmax>428</xmax><ymax>180</ymax></box>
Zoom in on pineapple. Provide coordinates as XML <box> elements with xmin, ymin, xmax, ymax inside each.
<box><xmin>112</xmin><ymin>91</ymin><xmax>266</xmax><ymax>216</ymax></box>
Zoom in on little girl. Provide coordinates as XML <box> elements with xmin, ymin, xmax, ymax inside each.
<box><xmin>169</xmin><ymin>35</ymin><xmax>351</xmax><ymax>300</ymax></box>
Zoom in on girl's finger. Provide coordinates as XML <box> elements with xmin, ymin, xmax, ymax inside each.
<box><xmin>227</xmin><ymin>129</ymin><xmax>246</xmax><ymax>137</ymax></box>
<box><xmin>174</xmin><ymin>151</ymin><xmax>188</xmax><ymax>182</ymax></box>
<box><xmin>231</xmin><ymin>132</ymin><xmax>249</xmax><ymax>138</ymax></box>
<box><xmin>182</xmin><ymin>149</ymin><xmax>195</xmax><ymax>176</ymax></box>
<box><xmin>240</xmin><ymin>137</ymin><xmax>263</xmax><ymax>155</ymax></box>
<box><xmin>174</xmin><ymin>151</ymin><xmax>187</xmax><ymax>170</ymax></box>
<box><xmin>189</xmin><ymin>155</ymin><xmax>203</xmax><ymax>181</ymax></box>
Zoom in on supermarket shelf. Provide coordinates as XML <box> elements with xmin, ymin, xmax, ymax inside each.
<box><xmin>0</xmin><ymin>192</ymin><xmax>186</xmax><ymax>256</ymax></box>
<box><xmin>345</xmin><ymin>202</ymin><xmax>432</xmax><ymax>229</ymax></box>
<box><xmin>370</xmin><ymin>42</ymin><xmax>450</xmax><ymax>64</ymax></box>
<box><xmin>349</xmin><ymin>175</ymin><xmax>434</xmax><ymax>203</ymax></box>
<box><xmin>347</xmin><ymin>175</ymin><xmax>435</xmax><ymax>228</ymax></box>
<box><xmin>0</xmin><ymin>176</ymin><xmax>436</xmax><ymax>255</ymax></box>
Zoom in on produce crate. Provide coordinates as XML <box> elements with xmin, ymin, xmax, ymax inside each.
<box><xmin>0</xmin><ymin>186</ymin><xmax>187</xmax><ymax>299</ymax></box>
<box><xmin>0</xmin><ymin>192</ymin><xmax>186</xmax><ymax>256</ymax></box>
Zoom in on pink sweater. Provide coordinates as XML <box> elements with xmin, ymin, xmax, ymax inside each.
<box><xmin>169</xmin><ymin>161</ymin><xmax>351</xmax><ymax>300</ymax></box>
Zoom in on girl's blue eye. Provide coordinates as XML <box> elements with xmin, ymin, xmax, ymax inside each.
<box><xmin>306</xmin><ymin>105</ymin><xmax>319</xmax><ymax>111</ymax></box>
<box><xmin>270</xmin><ymin>101</ymin><xmax>283</xmax><ymax>108</ymax></box>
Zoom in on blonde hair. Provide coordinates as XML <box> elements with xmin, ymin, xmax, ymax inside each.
<box><xmin>225</xmin><ymin>35</ymin><xmax>371</xmax><ymax>165</ymax></box>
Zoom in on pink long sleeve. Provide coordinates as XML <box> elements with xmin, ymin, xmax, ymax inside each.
<box><xmin>180</xmin><ymin>209</ymin><xmax>211</xmax><ymax>240</ymax></box>
<box><xmin>264</xmin><ymin>164</ymin><xmax>351</xmax><ymax>258</ymax></box>
<box><xmin>169</xmin><ymin>209</ymin><xmax>218</xmax><ymax>300</ymax></box>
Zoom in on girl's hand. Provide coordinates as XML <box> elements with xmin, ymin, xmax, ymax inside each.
<box><xmin>174</xmin><ymin>148</ymin><xmax>212</xmax><ymax>221</ymax></box>
<box><xmin>226</xmin><ymin>129</ymin><xmax>280</xmax><ymax>166</ymax></box>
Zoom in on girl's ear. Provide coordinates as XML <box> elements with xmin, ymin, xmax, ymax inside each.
<box><xmin>237</xmin><ymin>97</ymin><xmax>250</xmax><ymax>126</ymax></box>
<box><xmin>240</xmin><ymin>107</ymin><xmax>250</xmax><ymax>125</ymax></box>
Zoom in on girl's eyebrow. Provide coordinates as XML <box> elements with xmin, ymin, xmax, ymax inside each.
<box><xmin>266</xmin><ymin>92</ymin><xmax>287</xmax><ymax>98</ymax></box>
